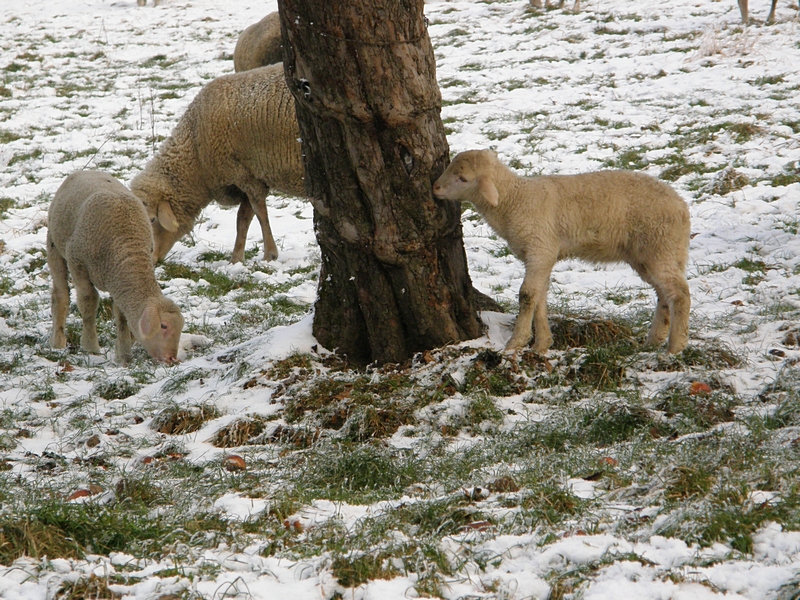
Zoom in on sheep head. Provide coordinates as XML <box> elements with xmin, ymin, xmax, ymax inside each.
<box><xmin>147</xmin><ymin>201</ymin><xmax>184</xmax><ymax>263</ymax></box>
<box><xmin>136</xmin><ymin>298</ymin><xmax>184</xmax><ymax>364</ymax></box>
<box><xmin>432</xmin><ymin>149</ymin><xmax>500</xmax><ymax>208</ymax></box>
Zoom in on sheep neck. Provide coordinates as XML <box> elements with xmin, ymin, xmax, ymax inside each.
<box><xmin>155</xmin><ymin>125</ymin><xmax>212</xmax><ymax>225</ymax></box>
<box><xmin>472</xmin><ymin>164</ymin><xmax>526</xmax><ymax>238</ymax></box>
<box><xmin>97</xmin><ymin>251</ymin><xmax>164</xmax><ymax>329</ymax></box>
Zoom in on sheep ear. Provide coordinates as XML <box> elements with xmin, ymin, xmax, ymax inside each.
<box><xmin>477</xmin><ymin>177</ymin><xmax>499</xmax><ymax>207</ymax></box>
<box><xmin>157</xmin><ymin>202</ymin><xmax>179</xmax><ymax>233</ymax></box>
<box><xmin>138</xmin><ymin>305</ymin><xmax>160</xmax><ymax>339</ymax></box>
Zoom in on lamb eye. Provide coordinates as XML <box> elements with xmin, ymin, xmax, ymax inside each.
<box><xmin>161</xmin><ymin>324</ymin><xmax>168</xmax><ymax>330</ymax></box>
<box><xmin>458</xmin><ymin>176</ymin><xmax>468</xmax><ymax>182</ymax></box>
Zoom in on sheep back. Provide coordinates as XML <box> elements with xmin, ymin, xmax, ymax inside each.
<box><xmin>49</xmin><ymin>171</ymin><xmax>160</xmax><ymax>297</ymax></box>
<box><xmin>435</xmin><ymin>150</ymin><xmax>688</xmax><ymax>269</ymax></box>
<box><xmin>234</xmin><ymin>12</ymin><xmax>282</xmax><ymax>72</ymax></box>
<box><xmin>130</xmin><ymin>62</ymin><xmax>303</xmax><ymax>263</ymax></box>
<box><xmin>192</xmin><ymin>64</ymin><xmax>304</xmax><ymax>198</ymax></box>
<box><xmin>131</xmin><ymin>63</ymin><xmax>303</xmax><ymax>234</ymax></box>
<box><xmin>502</xmin><ymin>170</ymin><xmax>690</xmax><ymax>268</ymax></box>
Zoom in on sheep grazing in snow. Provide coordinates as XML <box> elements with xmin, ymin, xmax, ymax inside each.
<box><xmin>433</xmin><ymin>149</ymin><xmax>691</xmax><ymax>354</ymax></box>
<box><xmin>234</xmin><ymin>12</ymin><xmax>283</xmax><ymax>72</ymax></box>
<box><xmin>48</xmin><ymin>170</ymin><xmax>184</xmax><ymax>365</ymax></box>
<box><xmin>130</xmin><ymin>63</ymin><xmax>304</xmax><ymax>264</ymax></box>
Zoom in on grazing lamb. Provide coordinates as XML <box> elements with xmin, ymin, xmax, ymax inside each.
<box><xmin>234</xmin><ymin>12</ymin><xmax>282</xmax><ymax>72</ymax></box>
<box><xmin>432</xmin><ymin>150</ymin><xmax>691</xmax><ymax>354</ymax></box>
<box><xmin>48</xmin><ymin>170</ymin><xmax>184</xmax><ymax>364</ymax></box>
<box><xmin>130</xmin><ymin>63</ymin><xmax>304</xmax><ymax>264</ymax></box>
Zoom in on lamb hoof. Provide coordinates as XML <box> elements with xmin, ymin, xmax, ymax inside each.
<box><xmin>263</xmin><ymin>247</ymin><xmax>279</xmax><ymax>261</ymax></box>
<box><xmin>80</xmin><ymin>336</ymin><xmax>101</xmax><ymax>354</ymax></box>
<box><xmin>667</xmin><ymin>340</ymin><xmax>688</xmax><ymax>355</ymax></box>
<box><xmin>526</xmin><ymin>333</ymin><xmax>553</xmax><ymax>354</ymax></box>
<box><xmin>505</xmin><ymin>335</ymin><xmax>532</xmax><ymax>351</ymax></box>
<box><xmin>530</xmin><ymin>342</ymin><xmax>552</xmax><ymax>354</ymax></box>
<box><xmin>50</xmin><ymin>333</ymin><xmax>67</xmax><ymax>349</ymax></box>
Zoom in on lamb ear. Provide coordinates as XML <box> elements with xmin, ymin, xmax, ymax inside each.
<box><xmin>157</xmin><ymin>202</ymin><xmax>179</xmax><ymax>233</ymax></box>
<box><xmin>138</xmin><ymin>305</ymin><xmax>160</xmax><ymax>339</ymax></box>
<box><xmin>477</xmin><ymin>177</ymin><xmax>499</xmax><ymax>207</ymax></box>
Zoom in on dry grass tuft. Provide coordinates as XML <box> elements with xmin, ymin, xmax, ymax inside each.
<box><xmin>152</xmin><ymin>404</ymin><xmax>220</xmax><ymax>435</ymax></box>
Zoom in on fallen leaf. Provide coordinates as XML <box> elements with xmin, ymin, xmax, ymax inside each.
<box><xmin>224</xmin><ymin>454</ymin><xmax>246</xmax><ymax>471</ymax></box>
<box><xmin>67</xmin><ymin>489</ymin><xmax>91</xmax><ymax>501</ymax></box>
<box><xmin>460</xmin><ymin>520</ymin><xmax>493</xmax><ymax>532</ymax></box>
<box><xmin>689</xmin><ymin>381</ymin><xmax>712</xmax><ymax>396</ymax></box>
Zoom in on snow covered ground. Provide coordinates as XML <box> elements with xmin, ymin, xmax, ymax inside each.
<box><xmin>1</xmin><ymin>0</ymin><xmax>800</xmax><ymax>598</ymax></box>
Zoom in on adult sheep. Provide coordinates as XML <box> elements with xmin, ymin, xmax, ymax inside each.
<box><xmin>234</xmin><ymin>12</ymin><xmax>282</xmax><ymax>72</ymax></box>
<box><xmin>433</xmin><ymin>149</ymin><xmax>691</xmax><ymax>355</ymax></box>
<box><xmin>130</xmin><ymin>63</ymin><xmax>304</xmax><ymax>264</ymax></box>
<box><xmin>48</xmin><ymin>170</ymin><xmax>184</xmax><ymax>365</ymax></box>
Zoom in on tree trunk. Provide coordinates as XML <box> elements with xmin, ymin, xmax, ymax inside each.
<box><xmin>278</xmin><ymin>0</ymin><xmax>483</xmax><ymax>365</ymax></box>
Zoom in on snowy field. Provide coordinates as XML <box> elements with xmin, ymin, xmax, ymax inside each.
<box><xmin>1</xmin><ymin>0</ymin><xmax>800</xmax><ymax>598</ymax></box>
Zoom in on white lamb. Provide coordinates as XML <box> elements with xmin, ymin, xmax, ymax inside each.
<box><xmin>47</xmin><ymin>170</ymin><xmax>184</xmax><ymax>364</ymax></box>
<box><xmin>433</xmin><ymin>149</ymin><xmax>691</xmax><ymax>354</ymax></box>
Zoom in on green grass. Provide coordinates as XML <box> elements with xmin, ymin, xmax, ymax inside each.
<box><xmin>158</xmin><ymin>261</ymin><xmax>260</xmax><ymax>299</ymax></box>
<box><xmin>604</xmin><ymin>146</ymin><xmax>649</xmax><ymax>170</ymax></box>
<box><xmin>93</xmin><ymin>378</ymin><xmax>141</xmax><ymax>400</ymax></box>
<box><xmin>7</xmin><ymin>148</ymin><xmax>42</xmax><ymax>166</ymax></box>
<box><xmin>770</xmin><ymin>162</ymin><xmax>800</xmax><ymax>187</ymax></box>
<box><xmin>0</xmin><ymin>197</ymin><xmax>15</xmax><ymax>218</ymax></box>
<box><xmin>0</xmin><ymin>320</ymin><xmax>798</xmax><ymax>593</ymax></box>
<box><xmin>0</xmin><ymin>130</ymin><xmax>20</xmax><ymax>144</ymax></box>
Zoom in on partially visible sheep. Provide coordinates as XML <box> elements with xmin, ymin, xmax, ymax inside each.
<box><xmin>130</xmin><ymin>63</ymin><xmax>304</xmax><ymax>264</ymax></box>
<box><xmin>48</xmin><ymin>170</ymin><xmax>184</xmax><ymax>364</ymax></box>
<box><xmin>137</xmin><ymin>0</ymin><xmax>160</xmax><ymax>6</ymax></box>
<box><xmin>738</xmin><ymin>0</ymin><xmax>777</xmax><ymax>23</ymax></box>
<box><xmin>234</xmin><ymin>12</ymin><xmax>282</xmax><ymax>72</ymax></box>
<box><xmin>433</xmin><ymin>150</ymin><xmax>691</xmax><ymax>354</ymax></box>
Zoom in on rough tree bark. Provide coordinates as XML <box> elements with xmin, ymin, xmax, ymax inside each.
<box><xmin>277</xmin><ymin>0</ymin><xmax>483</xmax><ymax>365</ymax></box>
